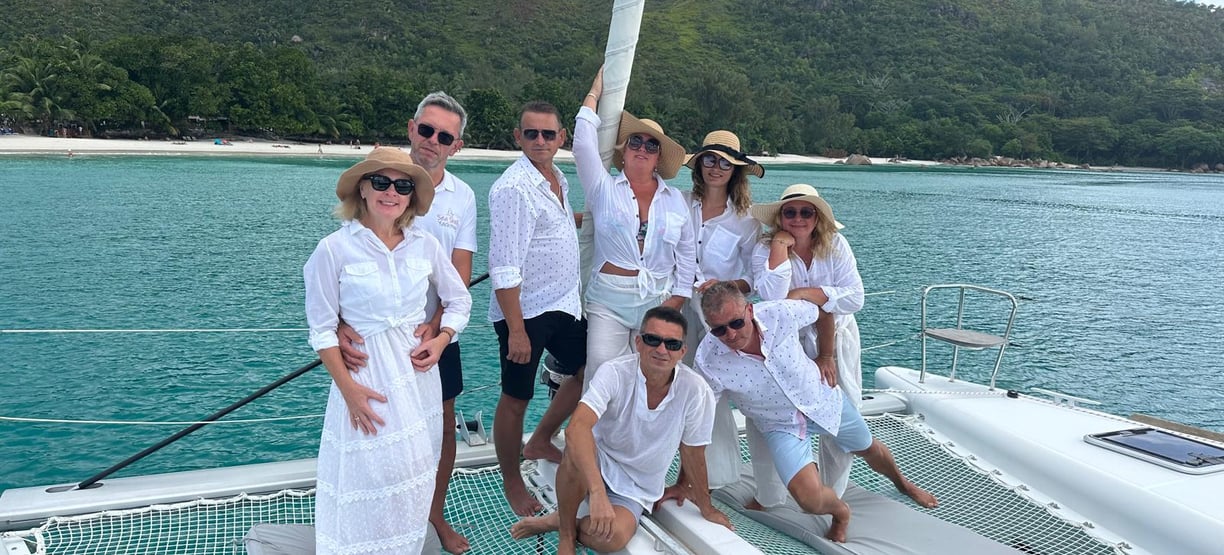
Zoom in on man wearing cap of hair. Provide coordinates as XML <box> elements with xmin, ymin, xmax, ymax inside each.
<box><xmin>509</xmin><ymin>306</ymin><xmax>730</xmax><ymax>555</ymax></box>
<box><xmin>573</xmin><ymin>67</ymin><xmax>697</xmax><ymax>394</ymax></box>
<box><xmin>487</xmin><ymin>100</ymin><xmax>591</xmax><ymax>517</ymax></box>
<box><xmin>336</xmin><ymin>91</ymin><xmax>479</xmax><ymax>554</ymax></box>
<box><xmin>696</xmin><ymin>281</ymin><xmax>936</xmax><ymax>543</ymax></box>
<box><xmin>304</xmin><ymin>148</ymin><xmax>472</xmax><ymax>553</ymax></box>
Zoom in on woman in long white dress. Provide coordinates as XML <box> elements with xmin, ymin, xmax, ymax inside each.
<box><xmin>748</xmin><ymin>183</ymin><xmax>865</xmax><ymax>507</ymax></box>
<box><xmin>304</xmin><ymin>148</ymin><xmax>472</xmax><ymax>554</ymax></box>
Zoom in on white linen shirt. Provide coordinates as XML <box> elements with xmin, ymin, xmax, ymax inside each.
<box><xmin>487</xmin><ymin>154</ymin><xmax>583</xmax><ymax>322</ymax></box>
<box><xmin>752</xmin><ymin>233</ymin><xmax>863</xmax><ymax>315</ymax></box>
<box><xmin>694</xmin><ymin>300</ymin><xmax>844</xmax><ymax>438</ymax></box>
<box><xmin>581</xmin><ymin>353</ymin><xmax>716</xmax><ymax>513</ymax></box>
<box><xmin>303</xmin><ymin>220</ymin><xmax>471</xmax><ymax>351</ymax></box>
<box><xmin>687</xmin><ymin>193</ymin><xmax>760</xmax><ymax>286</ymax></box>
<box><xmin>573</xmin><ymin>107</ymin><xmax>696</xmax><ymax>299</ymax></box>
<box><xmin>412</xmin><ymin>168</ymin><xmax>478</xmax><ymax>342</ymax></box>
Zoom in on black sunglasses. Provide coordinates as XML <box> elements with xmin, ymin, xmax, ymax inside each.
<box><xmin>416</xmin><ymin>123</ymin><xmax>456</xmax><ymax>146</ymax></box>
<box><xmin>709</xmin><ymin>317</ymin><xmax>747</xmax><ymax>337</ymax></box>
<box><xmin>700</xmin><ymin>153</ymin><xmax>733</xmax><ymax>171</ymax></box>
<box><xmin>521</xmin><ymin>128</ymin><xmax>559</xmax><ymax>141</ymax></box>
<box><xmin>640</xmin><ymin>333</ymin><xmax>684</xmax><ymax>352</ymax></box>
<box><xmin>782</xmin><ymin>207</ymin><xmax>817</xmax><ymax>220</ymax></box>
<box><xmin>365</xmin><ymin>174</ymin><xmax>416</xmax><ymax>195</ymax></box>
<box><xmin>627</xmin><ymin>134</ymin><xmax>661</xmax><ymax>154</ymax></box>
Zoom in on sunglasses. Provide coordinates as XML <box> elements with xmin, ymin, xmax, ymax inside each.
<box><xmin>709</xmin><ymin>316</ymin><xmax>748</xmax><ymax>337</ymax></box>
<box><xmin>700</xmin><ymin>153</ymin><xmax>733</xmax><ymax>171</ymax></box>
<box><xmin>416</xmin><ymin>123</ymin><xmax>456</xmax><ymax>146</ymax></box>
<box><xmin>640</xmin><ymin>333</ymin><xmax>684</xmax><ymax>352</ymax></box>
<box><xmin>521</xmin><ymin>128</ymin><xmax>559</xmax><ymax>141</ymax></box>
<box><xmin>782</xmin><ymin>207</ymin><xmax>817</xmax><ymax>220</ymax></box>
<box><xmin>365</xmin><ymin>174</ymin><xmax>416</xmax><ymax>195</ymax></box>
<box><xmin>627</xmin><ymin>134</ymin><xmax>661</xmax><ymax>154</ymax></box>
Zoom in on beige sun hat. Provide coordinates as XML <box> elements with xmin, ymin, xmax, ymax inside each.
<box><xmin>336</xmin><ymin>147</ymin><xmax>435</xmax><ymax>215</ymax></box>
<box><xmin>611</xmin><ymin>111</ymin><xmax>686</xmax><ymax>180</ymax></box>
<box><xmin>683</xmin><ymin>130</ymin><xmax>765</xmax><ymax>179</ymax></box>
<box><xmin>749</xmin><ymin>184</ymin><xmax>844</xmax><ymax>230</ymax></box>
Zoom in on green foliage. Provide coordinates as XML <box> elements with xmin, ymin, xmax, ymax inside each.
<box><xmin>2</xmin><ymin>0</ymin><xmax>1224</xmax><ymax>168</ymax></box>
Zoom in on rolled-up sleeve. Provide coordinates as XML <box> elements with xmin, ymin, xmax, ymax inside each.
<box><xmin>820</xmin><ymin>234</ymin><xmax>865</xmax><ymax>314</ymax></box>
<box><xmin>430</xmin><ymin>238</ymin><xmax>472</xmax><ymax>335</ymax></box>
<box><xmin>303</xmin><ymin>240</ymin><xmax>340</xmax><ymax>352</ymax></box>
<box><xmin>488</xmin><ymin>185</ymin><xmax>533</xmax><ymax>290</ymax></box>
<box><xmin>752</xmin><ymin>241</ymin><xmax>793</xmax><ymax>301</ymax></box>
<box><xmin>573</xmin><ymin>107</ymin><xmax>609</xmax><ymax>205</ymax></box>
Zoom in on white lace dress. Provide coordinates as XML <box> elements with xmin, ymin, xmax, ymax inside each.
<box><xmin>304</xmin><ymin>221</ymin><xmax>472</xmax><ymax>554</ymax></box>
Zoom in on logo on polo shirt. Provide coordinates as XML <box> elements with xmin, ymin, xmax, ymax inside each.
<box><xmin>436</xmin><ymin>209</ymin><xmax>460</xmax><ymax>230</ymax></box>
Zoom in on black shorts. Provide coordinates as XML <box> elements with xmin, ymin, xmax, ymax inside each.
<box><xmin>439</xmin><ymin>341</ymin><xmax>463</xmax><ymax>401</ymax></box>
<box><xmin>494</xmin><ymin>311</ymin><xmax>587</xmax><ymax>401</ymax></box>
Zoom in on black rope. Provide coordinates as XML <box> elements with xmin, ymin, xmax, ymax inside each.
<box><xmin>74</xmin><ymin>271</ymin><xmax>493</xmax><ymax>490</ymax></box>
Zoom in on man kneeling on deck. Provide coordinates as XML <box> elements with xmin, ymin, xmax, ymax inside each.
<box><xmin>510</xmin><ymin>306</ymin><xmax>732</xmax><ymax>554</ymax></box>
<box><xmin>695</xmin><ymin>281</ymin><xmax>938</xmax><ymax>543</ymax></box>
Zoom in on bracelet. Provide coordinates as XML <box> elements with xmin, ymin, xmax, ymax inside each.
<box><xmin>586</xmin><ymin>92</ymin><xmax>598</xmax><ymax>99</ymax></box>
<box><xmin>439</xmin><ymin>328</ymin><xmax>455</xmax><ymax>341</ymax></box>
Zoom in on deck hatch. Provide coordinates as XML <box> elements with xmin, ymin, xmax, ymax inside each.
<box><xmin>1085</xmin><ymin>427</ymin><xmax>1224</xmax><ymax>475</ymax></box>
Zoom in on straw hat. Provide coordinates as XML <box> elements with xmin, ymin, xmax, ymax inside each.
<box><xmin>683</xmin><ymin>130</ymin><xmax>765</xmax><ymax>179</ymax></box>
<box><xmin>611</xmin><ymin>111</ymin><xmax>686</xmax><ymax>180</ymax></box>
<box><xmin>335</xmin><ymin>147</ymin><xmax>435</xmax><ymax>216</ymax></box>
<box><xmin>750</xmin><ymin>184</ymin><xmax>844</xmax><ymax>230</ymax></box>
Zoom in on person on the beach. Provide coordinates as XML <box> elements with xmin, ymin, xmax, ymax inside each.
<box><xmin>337</xmin><ymin>91</ymin><xmax>478</xmax><ymax>554</ymax></box>
<box><xmin>749</xmin><ymin>183</ymin><xmax>866</xmax><ymax>506</ymax></box>
<box><xmin>695</xmin><ymin>281</ymin><xmax>937</xmax><ymax>543</ymax></box>
<box><xmin>304</xmin><ymin>147</ymin><xmax>472</xmax><ymax>554</ymax></box>
<box><xmin>574</xmin><ymin>68</ymin><xmax>696</xmax><ymax>389</ymax></box>
<box><xmin>509</xmin><ymin>307</ymin><xmax>731</xmax><ymax>555</ymax></box>
<box><xmin>680</xmin><ymin>130</ymin><xmax>764</xmax><ymax>488</ymax></box>
<box><xmin>488</xmin><ymin>101</ymin><xmax>589</xmax><ymax>516</ymax></box>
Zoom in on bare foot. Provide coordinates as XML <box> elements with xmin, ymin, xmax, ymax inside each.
<box><xmin>900</xmin><ymin>481</ymin><xmax>939</xmax><ymax>508</ymax></box>
<box><xmin>504</xmin><ymin>479</ymin><xmax>544</xmax><ymax>516</ymax></box>
<box><xmin>743</xmin><ymin>498</ymin><xmax>765</xmax><ymax>511</ymax></box>
<box><xmin>434</xmin><ymin>519</ymin><xmax>471</xmax><ymax>554</ymax></box>
<box><xmin>522</xmin><ymin>437</ymin><xmax>563</xmax><ymax>463</ymax></box>
<box><xmin>509</xmin><ymin>513</ymin><xmax>559</xmax><ymax>539</ymax></box>
<box><xmin>826</xmin><ymin>500</ymin><xmax>851</xmax><ymax>543</ymax></box>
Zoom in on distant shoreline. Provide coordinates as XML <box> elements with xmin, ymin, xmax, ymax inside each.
<box><xmin>0</xmin><ymin>134</ymin><xmax>942</xmax><ymax>167</ymax></box>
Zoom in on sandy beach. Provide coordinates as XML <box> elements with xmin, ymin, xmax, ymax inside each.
<box><xmin>0</xmin><ymin>134</ymin><xmax>939</xmax><ymax>167</ymax></box>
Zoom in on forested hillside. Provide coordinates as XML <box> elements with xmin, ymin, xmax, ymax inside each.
<box><xmin>3</xmin><ymin>0</ymin><xmax>1224</xmax><ymax>167</ymax></box>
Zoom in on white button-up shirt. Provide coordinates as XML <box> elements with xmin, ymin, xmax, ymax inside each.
<box><xmin>573</xmin><ymin>107</ymin><xmax>696</xmax><ymax>299</ymax></box>
<box><xmin>694</xmin><ymin>300</ymin><xmax>844</xmax><ymax>438</ymax></box>
<box><xmin>304</xmin><ymin>221</ymin><xmax>472</xmax><ymax>351</ymax></box>
<box><xmin>752</xmin><ymin>233</ymin><xmax>863</xmax><ymax>314</ymax></box>
<box><xmin>582</xmin><ymin>353</ymin><xmax>715</xmax><ymax>513</ymax></box>
<box><xmin>487</xmin><ymin>155</ymin><xmax>582</xmax><ymax>322</ymax></box>
<box><xmin>413</xmin><ymin>169</ymin><xmax>478</xmax><ymax>342</ymax></box>
<box><xmin>687</xmin><ymin>193</ymin><xmax>760</xmax><ymax>286</ymax></box>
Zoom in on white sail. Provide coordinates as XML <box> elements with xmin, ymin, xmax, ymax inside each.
<box><xmin>596</xmin><ymin>0</ymin><xmax>645</xmax><ymax>169</ymax></box>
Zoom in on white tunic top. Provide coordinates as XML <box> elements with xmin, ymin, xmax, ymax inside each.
<box><xmin>581</xmin><ymin>354</ymin><xmax>716</xmax><ymax>512</ymax></box>
<box><xmin>687</xmin><ymin>193</ymin><xmax>760</xmax><ymax>286</ymax></box>
<box><xmin>487</xmin><ymin>154</ymin><xmax>582</xmax><ymax>322</ymax></box>
<box><xmin>573</xmin><ymin>106</ymin><xmax>696</xmax><ymax>299</ymax></box>
<box><xmin>412</xmin><ymin>168</ymin><xmax>478</xmax><ymax>342</ymax></box>
<box><xmin>695</xmin><ymin>300</ymin><xmax>844</xmax><ymax>438</ymax></box>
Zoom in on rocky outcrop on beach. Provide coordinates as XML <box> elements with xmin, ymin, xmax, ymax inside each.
<box><xmin>844</xmin><ymin>154</ymin><xmax>873</xmax><ymax>165</ymax></box>
<box><xmin>940</xmin><ymin>155</ymin><xmax>1072</xmax><ymax>169</ymax></box>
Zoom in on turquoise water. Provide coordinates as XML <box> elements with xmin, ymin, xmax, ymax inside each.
<box><xmin>1</xmin><ymin>155</ymin><xmax>1222</xmax><ymax>492</ymax></box>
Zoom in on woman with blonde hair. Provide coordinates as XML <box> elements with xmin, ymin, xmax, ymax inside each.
<box><xmin>573</xmin><ymin>68</ymin><xmax>696</xmax><ymax>386</ymax></box>
<box><xmin>747</xmin><ymin>183</ymin><xmax>865</xmax><ymax>509</ymax></box>
<box><xmin>304</xmin><ymin>148</ymin><xmax>472</xmax><ymax>554</ymax></box>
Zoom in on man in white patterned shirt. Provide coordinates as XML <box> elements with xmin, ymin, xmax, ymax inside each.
<box><xmin>695</xmin><ymin>281</ymin><xmax>937</xmax><ymax>543</ymax></box>
<box><xmin>488</xmin><ymin>101</ymin><xmax>590</xmax><ymax>517</ymax></box>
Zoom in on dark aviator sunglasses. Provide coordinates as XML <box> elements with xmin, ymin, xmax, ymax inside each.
<box><xmin>416</xmin><ymin>123</ymin><xmax>456</xmax><ymax>146</ymax></box>
<box><xmin>709</xmin><ymin>317</ymin><xmax>747</xmax><ymax>337</ymax></box>
<box><xmin>521</xmin><ymin>128</ymin><xmax>559</xmax><ymax>141</ymax></box>
<box><xmin>782</xmin><ymin>207</ymin><xmax>817</xmax><ymax>220</ymax></box>
<box><xmin>640</xmin><ymin>333</ymin><xmax>684</xmax><ymax>351</ymax></box>
<box><xmin>365</xmin><ymin>174</ymin><xmax>416</xmax><ymax>195</ymax></box>
<box><xmin>700</xmin><ymin>153</ymin><xmax>733</xmax><ymax>171</ymax></box>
